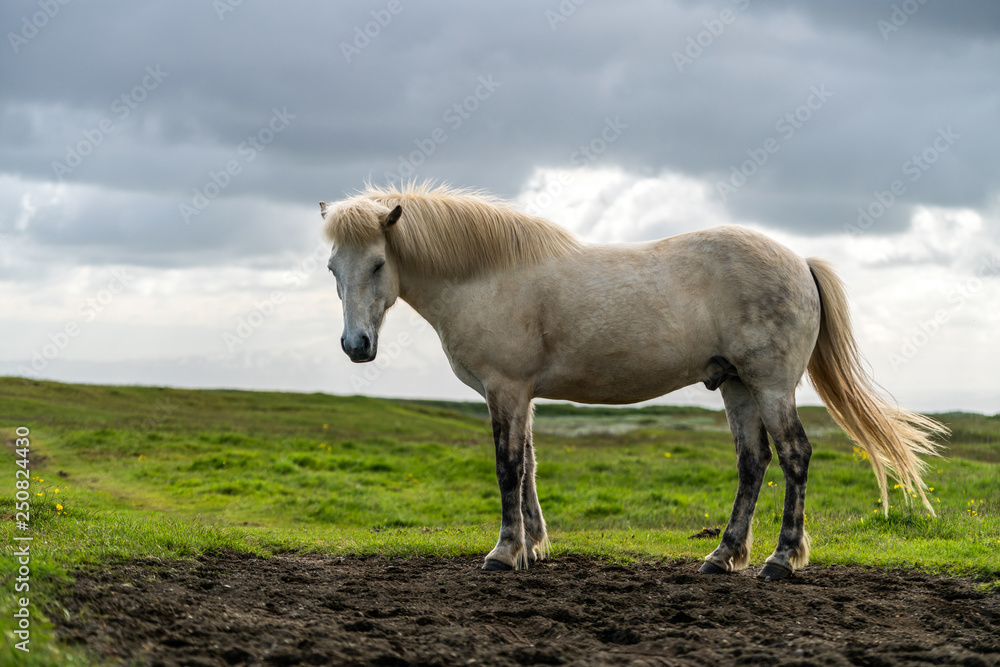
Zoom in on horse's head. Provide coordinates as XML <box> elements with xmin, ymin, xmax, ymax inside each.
<box><xmin>321</xmin><ymin>200</ymin><xmax>402</xmax><ymax>363</ymax></box>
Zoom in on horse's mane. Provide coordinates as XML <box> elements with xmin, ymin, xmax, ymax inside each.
<box><xmin>323</xmin><ymin>182</ymin><xmax>582</xmax><ymax>277</ymax></box>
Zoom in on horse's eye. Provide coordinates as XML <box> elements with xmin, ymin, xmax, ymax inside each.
<box><xmin>373</xmin><ymin>260</ymin><xmax>385</xmax><ymax>274</ymax></box>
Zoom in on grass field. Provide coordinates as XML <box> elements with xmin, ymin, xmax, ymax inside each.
<box><xmin>1</xmin><ymin>377</ymin><xmax>998</xmax><ymax>665</ymax></box>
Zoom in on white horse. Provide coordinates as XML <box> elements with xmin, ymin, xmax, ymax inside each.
<box><xmin>320</xmin><ymin>183</ymin><xmax>944</xmax><ymax>579</ymax></box>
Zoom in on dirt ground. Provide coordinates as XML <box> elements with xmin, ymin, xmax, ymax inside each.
<box><xmin>51</xmin><ymin>549</ymin><xmax>999</xmax><ymax>667</ymax></box>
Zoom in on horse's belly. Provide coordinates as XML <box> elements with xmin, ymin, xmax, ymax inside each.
<box><xmin>535</xmin><ymin>355</ymin><xmax>700</xmax><ymax>405</ymax></box>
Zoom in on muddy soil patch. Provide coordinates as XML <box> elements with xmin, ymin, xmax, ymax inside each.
<box><xmin>51</xmin><ymin>550</ymin><xmax>999</xmax><ymax>666</ymax></box>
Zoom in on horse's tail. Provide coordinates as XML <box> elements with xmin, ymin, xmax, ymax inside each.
<box><xmin>805</xmin><ymin>258</ymin><xmax>947</xmax><ymax>516</ymax></box>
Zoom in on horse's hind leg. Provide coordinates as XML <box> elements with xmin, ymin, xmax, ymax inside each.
<box><xmin>755</xmin><ymin>391</ymin><xmax>813</xmax><ymax>580</ymax></box>
<box><xmin>483</xmin><ymin>385</ymin><xmax>532</xmax><ymax>571</ymax></box>
<box><xmin>700</xmin><ymin>378</ymin><xmax>772</xmax><ymax>574</ymax></box>
<box><xmin>521</xmin><ymin>429</ymin><xmax>550</xmax><ymax>563</ymax></box>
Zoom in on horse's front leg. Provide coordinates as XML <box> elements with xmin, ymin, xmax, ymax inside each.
<box><xmin>521</xmin><ymin>430</ymin><xmax>550</xmax><ymax>564</ymax></box>
<box><xmin>483</xmin><ymin>387</ymin><xmax>532</xmax><ymax>571</ymax></box>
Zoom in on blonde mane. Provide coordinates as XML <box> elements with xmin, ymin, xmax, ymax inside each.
<box><xmin>323</xmin><ymin>183</ymin><xmax>582</xmax><ymax>277</ymax></box>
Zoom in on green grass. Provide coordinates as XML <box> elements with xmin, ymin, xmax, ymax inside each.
<box><xmin>1</xmin><ymin>377</ymin><xmax>998</xmax><ymax>664</ymax></box>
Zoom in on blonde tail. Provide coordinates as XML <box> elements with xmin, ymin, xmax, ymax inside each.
<box><xmin>806</xmin><ymin>258</ymin><xmax>947</xmax><ymax>516</ymax></box>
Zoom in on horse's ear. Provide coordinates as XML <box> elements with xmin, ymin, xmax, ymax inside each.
<box><xmin>319</xmin><ymin>202</ymin><xmax>330</xmax><ymax>218</ymax></box>
<box><xmin>383</xmin><ymin>205</ymin><xmax>402</xmax><ymax>229</ymax></box>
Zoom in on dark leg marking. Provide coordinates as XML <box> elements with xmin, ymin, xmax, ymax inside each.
<box><xmin>758</xmin><ymin>399</ymin><xmax>812</xmax><ymax>580</ymax></box>
<box><xmin>701</xmin><ymin>378</ymin><xmax>771</xmax><ymax>574</ymax></box>
<box><xmin>483</xmin><ymin>405</ymin><xmax>527</xmax><ymax>571</ymax></box>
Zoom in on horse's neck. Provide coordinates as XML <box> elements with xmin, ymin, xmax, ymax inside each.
<box><xmin>397</xmin><ymin>268</ymin><xmax>464</xmax><ymax>331</ymax></box>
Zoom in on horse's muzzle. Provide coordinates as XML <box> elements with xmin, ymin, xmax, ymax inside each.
<box><xmin>342</xmin><ymin>333</ymin><xmax>376</xmax><ymax>363</ymax></box>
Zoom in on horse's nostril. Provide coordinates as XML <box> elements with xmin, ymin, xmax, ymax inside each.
<box><xmin>361</xmin><ymin>334</ymin><xmax>371</xmax><ymax>352</ymax></box>
<box><xmin>341</xmin><ymin>336</ymin><xmax>347</xmax><ymax>354</ymax></box>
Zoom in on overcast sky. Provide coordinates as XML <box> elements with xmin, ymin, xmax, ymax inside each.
<box><xmin>1</xmin><ymin>1</ymin><xmax>998</xmax><ymax>413</ymax></box>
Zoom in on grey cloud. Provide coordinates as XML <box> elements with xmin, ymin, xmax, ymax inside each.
<box><xmin>1</xmin><ymin>0</ymin><xmax>998</xmax><ymax>268</ymax></box>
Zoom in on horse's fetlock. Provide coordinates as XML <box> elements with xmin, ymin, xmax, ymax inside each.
<box><xmin>788</xmin><ymin>530</ymin><xmax>811</xmax><ymax>569</ymax></box>
<box><xmin>530</xmin><ymin>534</ymin><xmax>552</xmax><ymax>562</ymax></box>
<box><xmin>730</xmin><ymin>540</ymin><xmax>751</xmax><ymax>571</ymax></box>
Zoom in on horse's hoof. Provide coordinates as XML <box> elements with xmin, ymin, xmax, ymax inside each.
<box><xmin>482</xmin><ymin>559</ymin><xmax>513</xmax><ymax>571</ymax></box>
<box><xmin>698</xmin><ymin>561</ymin><xmax>728</xmax><ymax>575</ymax></box>
<box><xmin>757</xmin><ymin>563</ymin><xmax>792</xmax><ymax>580</ymax></box>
